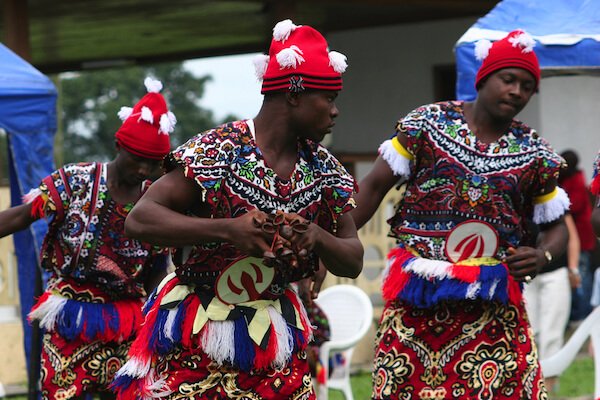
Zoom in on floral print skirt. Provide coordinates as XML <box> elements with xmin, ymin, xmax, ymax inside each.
<box><xmin>40</xmin><ymin>331</ymin><xmax>129</xmax><ymax>399</ymax></box>
<box><xmin>372</xmin><ymin>299</ymin><xmax>548</xmax><ymax>400</ymax></box>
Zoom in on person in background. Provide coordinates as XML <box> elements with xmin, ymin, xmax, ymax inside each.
<box><xmin>111</xmin><ymin>19</ymin><xmax>363</xmax><ymax>400</ymax></box>
<box><xmin>559</xmin><ymin>150</ymin><xmax>595</xmax><ymax>323</ymax></box>
<box><xmin>351</xmin><ymin>30</ymin><xmax>568</xmax><ymax>399</ymax></box>
<box><xmin>0</xmin><ymin>77</ymin><xmax>174</xmax><ymax>399</ymax></box>
<box><xmin>524</xmin><ymin>213</ymin><xmax>581</xmax><ymax>394</ymax></box>
<box><xmin>588</xmin><ymin>150</ymin><xmax>600</xmax><ymax>316</ymax></box>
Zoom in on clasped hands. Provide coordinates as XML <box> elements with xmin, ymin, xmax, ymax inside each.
<box><xmin>233</xmin><ymin>210</ymin><xmax>318</xmax><ymax>277</ymax></box>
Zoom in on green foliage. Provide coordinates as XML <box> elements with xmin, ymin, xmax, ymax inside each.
<box><xmin>58</xmin><ymin>63</ymin><xmax>226</xmax><ymax>165</ymax></box>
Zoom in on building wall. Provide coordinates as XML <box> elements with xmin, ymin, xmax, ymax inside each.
<box><xmin>328</xmin><ymin>17</ymin><xmax>479</xmax><ymax>154</ymax></box>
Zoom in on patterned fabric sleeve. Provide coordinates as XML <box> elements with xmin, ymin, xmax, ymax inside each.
<box><xmin>165</xmin><ymin>124</ymin><xmax>238</xmax><ymax>203</ymax></box>
<box><xmin>23</xmin><ymin>168</ymin><xmax>70</xmax><ymax>222</ymax></box>
<box><xmin>533</xmin><ymin>134</ymin><xmax>564</xmax><ymax>195</ymax></box>
<box><xmin>317</xmin><ymin>146</ymin><xmax>357</xmax><ymax>233</ymax></box>
<box><xmin>394</xmin><ymin>104</ymin><xmax>430</xmax><ymax>157</ymax></box>
<box><xmin>531</xmin><ymin>134</ymin><xmax>570</xmax><ymax>224</ymax></box>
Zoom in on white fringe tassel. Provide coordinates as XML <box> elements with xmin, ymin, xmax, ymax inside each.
<box><xmin>28</xmin><ymin>295</ymin><xmax>68</xmax><ymax>332</ymax></box>
<box><xmin>532</xmin><ymin>187</ymin><xmax>570</xmax><ymax>224</ymax></box>
<box><xmin>115</xmin><ymin>356</ymin><xmax>152</xmax><ymax>380</ymax></box>
<box><xmin>378</xmin><ymin>139</ymin><xmax>411</xmax><ymax>178</ymax></box>
<box><xmin>22</xmin><ymin>188</ymin><xmax>42</xmax><ymax>204</ymax></box>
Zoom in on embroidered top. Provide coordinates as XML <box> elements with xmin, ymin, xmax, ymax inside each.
<box><xmin>389</xmin><ymin>101</ymin><xmax>564</xmax><ymax>261</ymax></box>
<box><xmin>165</xmin><ymin>120</ymin><xmax>356</xmax><ymax>297</ymax></box>
<box><xmin>37</xmin><ymin>162</ymin><xmax>163</xmax><ymax>299</ymax></box>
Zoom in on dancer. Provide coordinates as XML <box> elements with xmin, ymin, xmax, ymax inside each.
<box><xmin>0</xmin><ymin>77</ymin><xmax>175</xmax><ymax>399</ymax></box>
<box><xmin>112</xmin><ymin>19</ymin><xmax>362</xmax><ymax>400</ymax></box>
<box><xmin>351</xmin><ymin>30</ymin><xmax>568</xmax><ymax>399</ymax></box>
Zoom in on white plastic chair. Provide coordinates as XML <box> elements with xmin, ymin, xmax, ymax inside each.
<box><xmin>540</xmin><ymin>306</ymin><xmax>600</xmax><ymax>398</ymax></box>
<box><xmin>314</xmin><ymin>284</ymin><xmax>374</xmax><ymax>400</ymax></box>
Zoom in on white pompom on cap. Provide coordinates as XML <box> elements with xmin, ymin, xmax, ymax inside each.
<box><xmin>276</xmin><ymin>45</ymin><xmax>305</xmax><ymax>69</ymax></box>
<box><xmin>273</xmin><ymin>19</ymin><xmax>298</xmax><ymax>42</ymax></box>
<box><xmin>328</xmin><ymin>51</ymin><xmax>348</xmax><ymax>73</ymax></box>
<box><xmin>474</xmin><ymin>39</ymin><xmax>493</xmax><ymax>61</ymax></box>
<box><xmin>253</xmin><ymin>54</ymin><xmax>270</xmax><ymax>80</ymax></box>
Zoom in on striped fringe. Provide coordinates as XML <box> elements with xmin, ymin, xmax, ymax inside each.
<box><xmin>113</xmin><ymin>276</ymin><xmax>312</xmax><ymax>397</ymax></box>
<box><xmin>28</xmin><ymin>290</ymin><xmax>144</xmax><ymax>343</ymax></box>
<box><xmin>382</xmin><ymin>247</ymin><xmax>522</xmax><ymax>308</ymax></box>
<box><xmin>22</xmin><ymin>188</ymin><xmax>46</xmax><ymax>219</ymax></box>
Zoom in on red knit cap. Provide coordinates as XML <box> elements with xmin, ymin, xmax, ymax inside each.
<box><xmin>475</xmin><ymin>30</ymin><xmax>540</xmax><ymax>90</ymax></box>
<box><xmin>114</xmin><ymin>77</ymin><xmax>176</xmax><ymax>160</ymax></box>
<box><xmin>254</xmin><ymin>19</ymin><xmax>348</xmax><ymax>94</ymax></box>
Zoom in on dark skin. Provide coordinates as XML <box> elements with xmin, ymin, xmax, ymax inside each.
<box><xmin>350</xmin><ymin>67</ymin><xmax>567</xmax><ymax>282</ymax></box>
<box><xmin>125</xmin><ymin>90</ymin><xmax>363</xmax><ymax>282</ymax></box>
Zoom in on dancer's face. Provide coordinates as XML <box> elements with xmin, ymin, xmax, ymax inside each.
<box><xmin>477</xmin><ymin>68</ymin><xmax>536</xmax><ymax>121</ymax></box>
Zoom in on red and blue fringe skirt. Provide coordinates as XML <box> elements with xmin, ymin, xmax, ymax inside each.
<box><xmin>28</xmin><ymin>279</ymin><xmax>144</xmax><ymax>398</ymax></box>
<box><xmin>112</xmin><ymin>273</ymin><xmax>315</xmax><ymax>399</ymax></box>
<box><xmin>372</xmin><ymin>247</ymin><xmax>547</xmax><ymax>399</ymax></box>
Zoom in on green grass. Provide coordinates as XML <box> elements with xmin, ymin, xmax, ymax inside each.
<box><xmin>6</xmin><ymin>357</ymin><xmax>596</xmax><ymax>399</ymax></box>
<box><xmin>328</xmin><ymin>356</ymin><xmax>595</xmax><ymax>399</ymax></box>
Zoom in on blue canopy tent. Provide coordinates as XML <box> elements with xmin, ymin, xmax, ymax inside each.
<box><xmin>455</xmin><ymin>0</ymin><xmax>600</xmax><ymax>100</ymax></box>
<box><xmin>0</xmin><ymin>43</ymin><xmax>57</xmax><ymax>391</ymax></box>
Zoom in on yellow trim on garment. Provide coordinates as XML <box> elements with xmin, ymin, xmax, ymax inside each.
<box><xmin>159</xmin><ymin>281</ymin><xmax>304</xmax><ymax>346</ymax></box>
<box><xmin>454</xmin><ymin>257</ymin><xmax>501</xmax><ymax>267</ymax></box>
<box><xmin>533</xmin><ymin>187</ymin><xmax>558</xmax><ymax>205</ymax></box>
<box><xmin>392</xmin><ymin>136</ymin><xmax>414</xmax><ymax>160</ymax></box>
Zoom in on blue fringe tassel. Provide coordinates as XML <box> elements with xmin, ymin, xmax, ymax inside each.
<box><xmin>233</xmin><ymin>317</ymin><xmax>255</xmax><ymax>371</ymax></box>
<box><xmin>396</xmin><ymin>263</ymin><xmax>513</xmax><ymax>307</ymax></box>
<box><xmin>143</xmin><ymin>289</ymin><xmax>158</xmax><ymax>314</ymax></box>
<box><xmin>151</xmin><ymin>308</ymin><xmax>174</xmax><ymax>356</ymax></box>
<box><xmin>82</xmin><ymin>302</ymin><xmax>106</xmax><ymax>341</ymax></box>
<box><xmin>432</xmin><ymin>279</ymin><xmax>469</xmax><ymax>304</ymax></box>
<box><xmin>107</xmin><ymin>303</ymin><xmax>120</xmax><ymax>335</ymax></box>
<box><xmin>170</xmin><ymin>305</ymin><xmax>186</xmax><ymax>344</ymax></box>
<box><xmin>52</xmin><ymin>298</ymin><xmax>130</xmax><ymax>342</ymax></box>
<box><xmin>110</xmin><ymin>374</ymin><xmax>135</xmax><ymax>396</ymax></box>
<box><xmin>59</xmin><ymin>301</ymin><xmax>83</xmax><ymax>341</ymax></box>
<box><xmin>479</xmin><ymin>264</ymin><xmax>509</xmax><ymax>303</ymax></box>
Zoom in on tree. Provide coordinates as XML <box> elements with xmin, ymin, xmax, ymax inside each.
<box><xmin>58</xmin><ymin>62</ymin><xmax>226</xmax><ymax>165</ymax></box>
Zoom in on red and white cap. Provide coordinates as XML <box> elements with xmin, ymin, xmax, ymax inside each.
<box><xmin>115</xmin><ymin>77</ymin><xmax>176</xmax><ymax>160</ymax></box>
<box><xmin>474</xmin><ymin>29</ymin><xmax>540</xmax><ymax>90</ymax></box>
<box><xmin>253</xmin><ymin>19</ymin><xmax>348</xmax><ymax>94</ymax></box>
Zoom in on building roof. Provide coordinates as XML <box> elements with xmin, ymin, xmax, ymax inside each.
<box><xmin>4</xmin><ymin>0</ymin><xmax>497</xmax><ymax>74</ymax></box>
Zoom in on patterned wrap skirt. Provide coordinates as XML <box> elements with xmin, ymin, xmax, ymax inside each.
<box><xmin>113</xmin><ymin>272</ymin><xmax>316</xmax><ymax>399</ymax></box>
<box><xmin>29</xmin><ymin>279</ymin><xmax>145</xmax><ymax>399</ymax></box>
<box><xmin>371</xmin><ymin>299</ymin><xmax>548</xmax><ymax>400</ymax></box>
<box><xmin>40</xmin><ymin>331</ymin><xmax>130</xmax><ymax>399</ymax></box>
<box><xmin>129</xmin><ymin>346</ymin><xmax>315</xmax><ymax>400</ymax></box>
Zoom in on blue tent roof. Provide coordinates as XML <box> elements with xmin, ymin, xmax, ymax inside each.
<box><xmin>0</xmin><ymin>43</ymin><xmax>56</xmax><ymax>380</ymax></box>
<box><xmin>455</xmin><ymin>0</ymin><xmax>600</xmax><ymax>100</ymax></box>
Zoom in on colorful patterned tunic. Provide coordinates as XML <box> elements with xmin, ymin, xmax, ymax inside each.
<box><xmin>113</xmin><ymin>120</ymin><xmax>356</xmax><ymax>400</ymax></box>
<box><xmin>25</xmin><ymin>162</ymin><xmax>166</xmax><ymax>399</ymax></box>
<box><xmin>372</xmin><ymin>101</ymin><xmax>566</xmax><ymax>399</ymax></box>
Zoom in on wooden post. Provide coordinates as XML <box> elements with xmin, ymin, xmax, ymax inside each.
<box><xmin>3</xmin><ymin>0</ymin><xmax>31</xmax><ymax>61</ymax></box>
